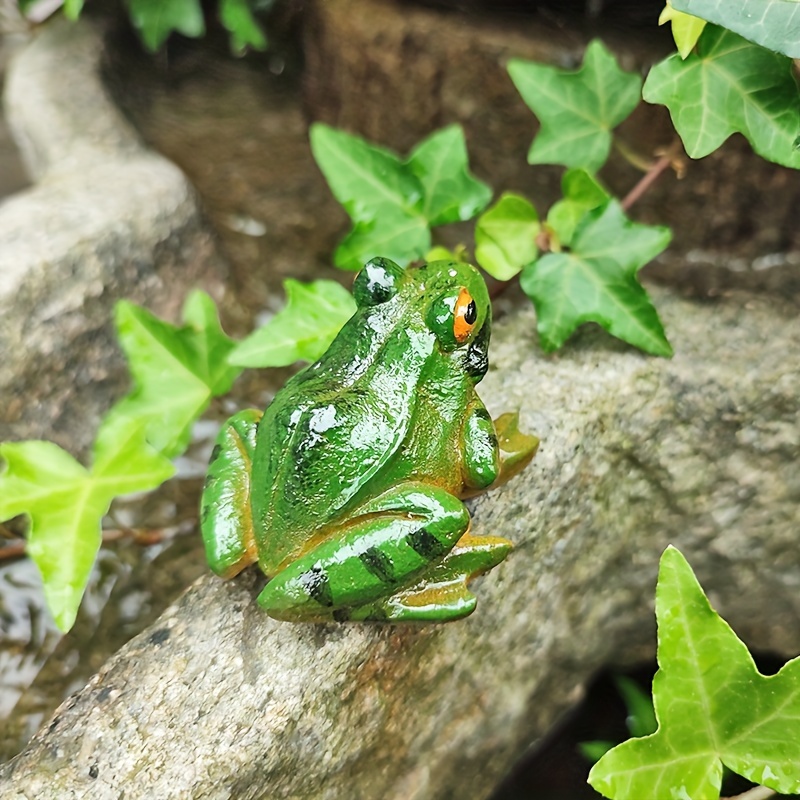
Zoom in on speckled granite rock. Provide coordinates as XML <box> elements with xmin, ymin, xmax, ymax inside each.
<box><xmin>1</xmin><ymin>286</ymin><xmax>797</xmax><ymax>800</ymax></box>
<box><xmin>0</xmin><ymin>18</ymin><xmax>226</xmax><ymax>456</ymax></box>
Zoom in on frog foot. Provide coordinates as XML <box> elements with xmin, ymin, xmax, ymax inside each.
<box><xmin>347</xmin><ymin>532</ymin><xmax>513</xmax><ymax>623</ymax></box>
<box><xmin>494</xmin><ymin>411</ymin><xmax>539</xmax><ymax>485</ymax></box>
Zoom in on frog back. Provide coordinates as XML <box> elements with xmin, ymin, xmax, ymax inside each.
<box><xmin>250</xmin><ymin>307</ymin><xmax>435</xmax><ymax>574</ymax></box>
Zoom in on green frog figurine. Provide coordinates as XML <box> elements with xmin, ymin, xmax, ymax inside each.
<box><xmin>200</xmin><ymin>258</ymin><xmax>537</xmax><ymax>622</ymax></box>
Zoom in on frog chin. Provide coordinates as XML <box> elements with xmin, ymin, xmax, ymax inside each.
<box><xmin>463</xmin><ymin>321</ymin><xmax>490</xmax><ymax>382</ymax></box>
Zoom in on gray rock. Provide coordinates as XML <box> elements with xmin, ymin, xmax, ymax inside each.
<box><xmin>0</xmin><ymin>18</ymin><xmax>226</xmax><ymax>457</ymax></box>
<box><xmin>1</xmin><ymin>286</ymin><xmax>798</xmax><ymax>799</ymax></box>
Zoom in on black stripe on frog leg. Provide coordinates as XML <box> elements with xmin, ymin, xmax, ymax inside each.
<box><xmin>359</xmin><ymin>547</ymin><xmax>396</xmax><ymax>584</ymax></box>
<box><xmin>407</xmin><ymin>527</ymin><xmax>450</xmax><ymax>560</ymax></box>
<box><xmin>209</xmin><ymin>443</ymin><xmax>222</xmax><ymax>463</ymax></box>
<box><xmin>299</xmin><ymin>564</ymin><xmax>334</xmax><ymax>607</ymax></box>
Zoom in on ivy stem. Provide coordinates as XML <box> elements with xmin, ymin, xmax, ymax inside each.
<box><xmin>0</xmin><ymin>526</ymin><xmax>176</xmax><ymax>563</ymax></box>
<box><xmin>722</xmin><ymin>785</ymin><xmax>776</xmax><ymax>800</ymax></box>
<box><xmin>613</xmin><ymin>136</ymin><xmax>655</xmax><ymax>172</ymax></box>
<box><xmin>621</xmin><ymin>139</ymin><xmax>685</xmax><ymax>212</ymax></box>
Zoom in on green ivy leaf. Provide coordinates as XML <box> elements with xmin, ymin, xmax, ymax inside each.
<box><xmin>310</xmin><ymin>123</ymin><xmax>428</xmax><ymax>269</ymax></box>
<box><xmin>63</xmin><ymin>0</ymin><xmax>85</xmax><ymax>20</ymax></box>
<box><xmin>126</xmin><ymin>0</ymin><xmax>205</xmax><ymax>52</ymax></box>
<box><xmin>0</xmin><ymin>422</ymin><xmax>173</xmax><ymax>631</ymax></box>
<box><xmin>580</xmin><ymin>741</ymin><xmax>616</xmax><ymax>763</ymax></box>
<box><xmin>643</xmin><ymin>25</ymin><xmax>800</xmax><ymax>168</ymax></box>
<box><xmin>474</xmin><ymin>193</ymin><xmax>539</xmax><ymax>280</ymax></box>
<box><xmin>219</xmin><ymin>0</ymin><xmax>267</xmax><ymax>54</ymax></box>
<box><xmin>508</xmin><ymin>40</ymin><xmax>642</xmax><ymax>172</ymax></box>
<box><xmin>425</xmin><ymin>245</ymin><xmax>464</xmax><ymax>262</ymax></box>
<box><xmin>546</xmin><ymin>168</ymin><xmax>610</xmax><ymax>248</ymax></box>
<box><xmin>103</xmin><ymin>291</ymin><xmax>241</xmax><ymax>458</ymax></box>
<box><xmin>659</xmin><ymin>3</ymin><xmax>708</xmax><ymax>58</ymax></box>
<box><xmin>580</xmin><ymin>677</ymin><xmax>657</xmax><ymax>765</ymax></box>
<box><xmin>310</xmin><ymin>123</ymin><xmax>488</xmax><ymax>270</ymax></box>
<box><xmin>406</xmin><ymin>124</ymin><xmax>492</xmax><ymax>226</ymax></box>
<box><xmin>335</xmin><ymin>213</ymin><xmax>431</xmax><ymax>272</ymax></box>
<box><xmin>520</xmin><ymin>201</ymin><xmax>672</xmax><ymax>355</ymax></box>
<box><xmin>589</xmin><ymin>546</ymin><xmax>800</xmax><ymax>799</ymax></box>
<box><xmin>614</xmin><ymin>676</ymin><xmax>657</xmax><ymax>739</ymax></box>
<box><xmin>671</xmin><ymin>0</ymin><xmax>800</xmax><ymax>58</ymax></box>
<box><xmin>229</xmin><ymin>279</ymin><xmax>357</xmax><ymax>368</ymax></box>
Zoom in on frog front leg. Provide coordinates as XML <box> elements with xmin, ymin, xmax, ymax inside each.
<box><xmin>462</xmin><ymin>401</ymin><xmax>539</xmax><ymax>497</ymax></box>
<box><xmin>462</xmin><ymin>397</ymin><xmax>501</xmax><ymax>492</ymax></box>
<box><xmin>258</xmin><ymin>482</ymin><xmax>474</xmax><ymax>623</ymax></box>
<box><xmin>200</xmin><ymin>409</ymin><xmax>262</xmax><ymax>579</ymax></box>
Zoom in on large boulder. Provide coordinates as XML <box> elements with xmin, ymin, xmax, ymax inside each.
<box><xmin>0</xmin><ymin>18</ymin><xmax>226</xmax><ymax>456</ymax></box>
<box><xmin>2</xmin><ymin>286</ymin><xmax>798</xmax><ymax>799</ymax></box>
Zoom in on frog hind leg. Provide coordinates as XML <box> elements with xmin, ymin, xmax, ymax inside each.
<box><xmin>200</xmin><ymin>409</ymin><xmax>262</xmax><ymax>579</ymax></box>
<box><xmin>257</xmin><ymin>482</ymin><xmax>472</xmax><ymax>623</ymax></box>
<box><xmin>347</xmin><ymin>531</ymin><xmax>513</xmax><ymax>622</ymax></box>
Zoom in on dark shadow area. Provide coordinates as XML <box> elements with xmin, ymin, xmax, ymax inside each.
<box><xmin>491</xmin><ymin>655</ymin><xmax>792</xmax><ymax>799</ymax></box>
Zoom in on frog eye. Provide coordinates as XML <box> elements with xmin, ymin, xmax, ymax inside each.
<box><xmin>453</xmin><ymin>288</ymin><xmax>477</xmax><ymax>344</ymax></box>
<box><xmin>353</xmin><ymin>257</ymin><xmax>404</xmax><ymax>307</ymax></box>
<box><xmin>427</xmin><ymin>286</ymin><xmax>481</xmax><ymax>351</ymax></box>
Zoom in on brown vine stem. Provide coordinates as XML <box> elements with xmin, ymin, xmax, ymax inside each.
<box><xmin>721</xmin><ymin>785</ymin><xmax>775</xmax><ymax>800</ymax></box>
<box><xmin>0</xmin><ymin>527</ymin><xmax>173</xmax><ymax>564</ymax></box>
<box><xmin>621</xmin><ymin>139</ymin><xmax>685</xmax><ymax>212</ymax></box>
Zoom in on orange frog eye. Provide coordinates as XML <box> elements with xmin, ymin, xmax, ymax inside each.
<box><xmin>453</xmin><ymin>288</ymin><xmax>478</xmax><ymax>343</ymax></box>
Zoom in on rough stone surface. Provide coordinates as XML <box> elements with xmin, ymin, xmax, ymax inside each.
<box><xmin>0</xmin><ymin>18</ymin><xmax>226</xmax><ymax>456</ymax></box>
<box><xmin>1</xmin><ymin>285</ymin><xmax>798</xmax><ymax>800</ymax></box>
<box><xmin>304</xmin><ymin>0</ymin><xmax>800</xmax><ymax>295</ymax></box>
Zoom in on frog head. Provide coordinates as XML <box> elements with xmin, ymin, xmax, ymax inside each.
<box><xmin>352</xmin><ymin>257</ymin><xmax>492</xmax><ymax>382</ymax></box>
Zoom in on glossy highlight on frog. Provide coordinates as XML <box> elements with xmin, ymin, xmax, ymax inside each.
<box><xmin>200</xmin><ymin>258</ymin><xmax>538</xmax><ymax>622</ymax></box>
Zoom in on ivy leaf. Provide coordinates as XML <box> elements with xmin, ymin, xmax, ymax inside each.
<box><xmin>659</xmin><ymin>2</ymin><xmax>708</xmax><ymax>58</ymax></box>
<box><xmin>589</xmin><ymin>546</ymin><xmax>800</xmax><ymax>799</ymax></box>
<box><xmin>425</xmin><ymin>245</ymin><xmax>466</xmax><ymax>262</ymax></box>
<box><xmin>643</xmin><ymin>25</ymin><xmax>800</xmax><ymax>168</ymax></box>
<box><xmin>335</xmin><ymin>213</ymin><xmax>431</xmax><ymax>272</ymax></box>
<box><xmin>520</xmin><ymin>201</ymin><xmax>672</xmax><ymax>356</ymax></box>
<box><xmin>103</xmin><ymin>291</ymin><xmax>241</xmax><ymax>458</ymax></box>
<box><xmin>229</xmin><ymin>279</ymin><xmax>357</xmax><ymax>368</ymax></box>
<box><xmin>474</xmin><ymin>193</ymin><xmax>539</xmax><ymax>280</ymax></box>
<box><xmin>0</xmin><ymin>422</ymin><xmax>173</xmax><ymax>631</ymax></box>
<box><xmin>219</xmin><ymin>0</ymin><xmax>268</xmax><ymax>54</ymax></box>
<box><xmin>63</xmin><ymin>0</ymin><xmax>85</xmax><ymax>20</ymax></box>
<box><xmin>670</xmin><ymin>0</ymin><xmax>800</xmax><ymax>58</ymax></box>
<box><xmin>508</xmin><ymin>40</ymin><xmax>642</xmax><ymax>172</ymax></box>
<box><xmin>580</xmin><ymin>741</ymin><xmax>616</xmax><ymax>764</ymax></box>
<box><xmin>406</xmin><ymin>124</ymin><xmax>492</xmax><ymax>226</ymax></box>
<box><xmin>310</xmin><ymin>123</ymin><xmax>488</xmax><ymax>270</ymax></box>
<box><xmin>126</xmin><ymin>0</ymin><xmax>205</xmax><ymax>51</ymax></box>
<box><xmin>546</xmin><ymin>168</ymin><xmax>610</xmax><ymax>248</ymax></box>
<box><xmin>580</xmin><ymin>677</ymin><xmax>656</xmax><ymax>765</ymax></box>
<box><xmin>310</xmin><ymin>123</ymin><xmax>428</xmax><ymax>269</ymax></box>
<box><xmin>614</xmin><ymin>676</ymin><xmax>657</xmax><ymax>739</ymax></box>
